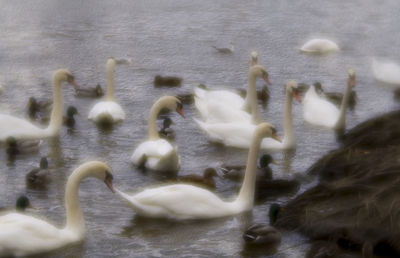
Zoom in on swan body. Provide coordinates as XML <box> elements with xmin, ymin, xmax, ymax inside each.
<box><xmin>88</xmin><ymin>58</ymin><xmax>125</xmax><ymax>124</ymax></box>
<box><xmin>131</xmin><ymin>96</ymin><xmax>184</xmax><ymax>172</ymax></box>
<box><xmin>372</xmin><ymin>59</ymin><xmax>400</xmax><ymax>86</ymax></box>
<box><xmin>0</xmin><ymin>161</ymin><xmax>114</xmax><ymax>257</ymax></box>
<box><xmin>118</xmin><ymin>123</ymin><xmax>276</xmax><ymax>220</ymax></box>
<box><xmin>300</xmin><ymin>39</ymin><xmax>339</xmax><ymax>53</ymax></box>
<box><xmin>195</xmin><ymin>65</ymin><xmax>270</xmax><ymax>124</ymax></box>
<box><xmin>196</xmin><ymin>80</ymin><xmax>298</xmax><ymax>150</ymax></box>
<box><xmin>0</xmin><ymin>69</ymin><xmax>76</xmax><ymax>141</ymax></box>
<box><xmin>303</xmin><ymin>70</ymin><xmax>356</xmax><ymax>130</ymax></box>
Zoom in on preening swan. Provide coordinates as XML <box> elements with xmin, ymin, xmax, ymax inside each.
<box><xmin>118</xmin><ymin>123</ymin><xmax>277</xmax><ymax>220</ymax></box>
<box><xmin>131</xmin><ymin>96</ymin><xmax>185</xmax><ymax>172</ymax></box>
<box><xmin>0</xmin><ymin>161</ymin><xmax>114</xmax><ymax>257</ymax></box>
<box><xmin>0</xmin><ymin>69</ymin><xmax>77</xmax><ymax>141</ymax></box>
<box><xmin>303</xmin><ymin>70</ymin><xmax>356</xmax><ymax>130</ymax></box>
<box><xmin>195</xmin><ymin>80</ymin><xmax>298</xmax><ymax>150</ymax></box>
<box><xmin>195</xmin><ymin>64</ymin><xmax>270</xmax><ymax>124</ymax></box>
<box><xmin>372</xmin><ymin>59</ymin><xmax>400</xmax><ymax>86</ymax></box>
<box><xmin>88</xmin><ymin>58</ymin><xmax>126</xmax><ymax>124</ymax></box>
<box><xmin>300</xmin><ymin>38</ymin><xmax>339</xmax><ymax>53</ymax></box>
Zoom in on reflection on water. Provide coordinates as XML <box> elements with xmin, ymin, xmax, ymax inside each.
<box><xmin>1</xmin><ymin>0</ymin><xmax>400</xmax><ymax>257</ymax></box>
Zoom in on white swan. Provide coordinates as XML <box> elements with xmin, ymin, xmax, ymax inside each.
<box><xmin>300</xmin><ymin>38</ymin><xmax>339</xmax><ymax>53</ymax></box>
<box><xmin>195</xmin><ymin>80</ymin><xmax>299</xmax><ymax>150</ymax></box>
<box><xmin>195</xmin><ymin>64</ymin><xmax>270</xmax><ymax>124</ymax></box>
<box><xmin>0</xmin><ymin>161</ymin><xmax>114</xmax><ymax>257</ymax></box>
<box><xmin>0</xmin><ymin>69</ymin><xmax>76</xmax><ymax>141</ymax></box>
<box><xmin>131</xmin><ymin>96</ymin><xmax>184</xmax><ymax>172</ymax></box>
<box><xmin>303</xmin><ymin>69</ymin><xmax>356</xmax><ymax>130</ymax></box>
<box><xmin>88</xmin><ymin>58</ymin><xmax>126</xmax><ymax>124</ymax></box>
<box><xmin>372</xmin><ymin>59</ymin><xmax>400</xmax><ymax>86</ymax></box>
<box><xmin>118</xmin><ymin>123</ymin><xmax>276</xmax><ymax>220</ymax></box>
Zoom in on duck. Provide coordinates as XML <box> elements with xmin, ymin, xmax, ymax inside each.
<box><xmin>243</xmin><ymin>203</ymin><xmax>282</xmax><ymax>246</ymax></box>
<box><xmin>117</xmin><ymin>123</ymin><xmax>277</xmax><ymax>220</ymax></box>
<box><xmin>74</xmin><ymin>83</ymin><xmax>104</xmax><ymax>98</ymax></box>
<box><xmin>313</xmin><ymin>82</ymin><xmax>357</xmax><ymax>110</ymax></box>
<box><xmin>26</xmin><ymin>97</ymin><xmax>52</xmax><ymax>120</ymax></box>
<box><xmin>153</xmin><ymin>75</ymin><xmax>182</xmax><ymax>87</ymax></box>
<box><xmin>0</xmin><ymin>69</ymin><xmax>76</xmax><ymax>141</ymax></box>
<box><xmin>194</xmin><ymin>64</ymin><xmax>271</xmax><ymax>124</ymax></box>
<box><xmin>4</xmin><ymin>136</ymin><xmax>41</xmax><ymax>156</ymax></box>
<box><xmin>131</xmin><ymin>96</ymin><xmax>185</xmax><ymax>173</ymax></box>
<box><xmin>303</xmin><ymin>69</ymin><xmax>356</xmax><ymax>131</ymax></box>
<box><xmin>195</xmin><ymin>80</ymin><xmax>299</xmax><ymax>150</ymax></box>
<box><xmin>88</xmin><ymin>58</ymin><xmax>126</xmax><ymax>124</ymax></box>
<box><xmin>221</xmin><ymin>154</ymin><xmax>277</xmax><ymax>182</ymax></box>
<box><xmin>0</xmin><ymin>195</ymin><xmax>32</xmax><ymax>213</ymax></box>
<box><xmin>25</xmin><ymin>157</ymin><xmax>50</xmax><ymax>188</ymax></box>
<box><xmin>372</xmin><ymin>59</ymin><xmax>400</xmax><ymax>86</ymax></box>
<box><xmin>63</xmin><ymin>106</ymin><xmax>78</xmax><ymax>128</ymax></box>
<box><xmin>177</xmin><ymin>168</ymin><xmax>218</xmax><ymax>190</ymax></box>
<box><xmin>158</xmin><ymin>117</ymin><xmax>175</xmax><ymax>141</ymax></box>
<box><xmin>0</xmin><ymin>161</ymin><xmax>114</xmax><ymax>257</ymax></box>
<box><xmin>300</xmin><ymin>38</ymin><xmax>339</xmax><ymax>53</ymax></box>
<box><xmin>212</xmin><ymin>42</ymin><xmax>234</xmax><ymax>54</ymax></box>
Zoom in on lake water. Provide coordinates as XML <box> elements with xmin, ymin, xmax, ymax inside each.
<box><xmin>0</xmin><ymin>0</ymin><xmax>399</xmax><ymax>257</ymax></box>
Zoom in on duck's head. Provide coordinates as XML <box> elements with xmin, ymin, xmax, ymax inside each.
<box><xmin>16</xmin><ymin>195</ymin><xmax>32</xmax><ymax>212</ymax></box>
<box><xmin>39</xmin><ymin>157</ymin><xmax>48</xmax><ymax>169</ymax></box>
<box><xmin>163</xmin><ymin>117</ymin><xmax>173</xmax><ymax>129</ymax></box>
<box><xmin>203</xmin><ymin>168</ymin><xmax>218</xmax><ymax>179</ymax></box>
<box><xmin>269</xmin><ymin>203</ymin><xmax>281</xmax><ymax>225</ymax></box>
<box><xmin>28</xmin><ymin>97</ymin><xmax>38</xmax><ymax>108</ymax></box>
<box><xmin>66</xmin><ymin>106</ymin><xmax>79</xmax><ymax>118</ymax></box>
<box><xmin>258</xmin><ymin>154</ymin><xmax>278</xmax><ymax>168</ymax></box>
<box><xmin>54</xmin><ymin>69</ymin><xmax>79</xmax><ymax>87</ymax></box>
<box><xmin>313</xmin><ymin>82</ymin><xmax>323</xmax><ymax>95</ymax></box>
<box><xmin>286</xmin><ymin>80</ymin><xmax>301</xmax><ymax>102</ymax></box>
<box><xmin>250</xmin><ymin>65</ymin><xmax>270</xmax><ymax>85</ymax></box>
<box><xmin>348</xmin><ymin>69</ymin><xmax>356</xmax><ymax>87</ymax></box>
<box><xmin>95</xmin><ymin>84</ymin><xmax>104</xmax><ymax>96</ymax></box>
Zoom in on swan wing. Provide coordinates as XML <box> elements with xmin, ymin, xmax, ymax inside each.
<box><xmin>88</xmin><ymin>101</ymin><xmax>125</xmax><ymax>122</ymax></box>
<box><xmin>0</xmin><ymin>213</ymin><xmax>64</xmax><ymax>256</ymax></box>
<box><xmin>303</xmin><ymin>88</ymin><xmax>339</xmax><ymax>127</ymax></box>
<box><xmin>0</xmin><ymin>114</ymin><xmax>44</xmax><ymax>141</ymax></box>
<box><xmin>372</xmin><ymin>59</ymin><xmax>400</xmax><ymax>85</ymax></box>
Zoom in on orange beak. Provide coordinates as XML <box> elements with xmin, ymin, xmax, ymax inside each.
<box><xmin>294</xmin><ymin>90</ymin><xmax>302</xmax><ymax>103</ymax></box>
<box><xmin>176</xmin><ymin>107</ymin><xmax>185</xmax><ymax>118</ymax></box>
<box><xmin>263</xmin><ymin>74</ymin><xmax>271</xmax><ymax>85</ymax></box>
<box><xmin>272</xmin><ymin>132</ymin><xmax>282</xmax><ymax>142</ymax></box>
<box><xmin>104</xmin><ymin>178</ymin><xmax>115</xmax><ymax>193</ymax></box>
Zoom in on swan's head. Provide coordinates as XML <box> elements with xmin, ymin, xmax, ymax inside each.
<box><xmin>40</xmin><ymin>157</ymin><xmax>48</xmax><ymax>169</ymax></box>
<box><xmin>286</xmin><ymin>80</ymin><xmax>302</xmax><ymax>102</ymax></box>
<box><xmin>66</xmin><ymin>106</ymin><xmax>79</xmax><ymax>117</ymax></box>
<box><xmin>258</xmin><ymin>154</ymin><xmax>278</xmax><ymax>168</ymax></box>
<box><xmin>348</xmin><ymin>69</ymin><xmax>356</xmax><ymax>87</ymax></box>
<box><xmin>54</xmin><ymin>69</ymin><xmax>78</xmax><ymax>87</ymax></box>
<box><xmin>203</xmin><ymin>168</ymin><xmax>218</xmax><ymax>179</ymax></box>
<box><xmin>255</xmin><ymin>123</ymin><xmax>281</xmax><ymax>142</ymax></box>
<box><xmin>250</xmin><ymin>51</ymin><xmax>258</xmax><ymax>66</ymax></box>
<box><xmin>107</xmin><ymin>58</ymin><xmax>116</xmax><ymax>69</ymax></box>
<box><xmin>250</xmin><ymin>65</ymin><xmax>270</xmax><ymax>85</ymax></box>
<box><xmin>16</xmin><ymin>195</ymin><xmax>32</xmax><ymax>212</ymax></box>
<box><xmin>158</xmin><ymin>96</ymin><xmax>185</xmax><ymax>118</ymax></box>
<box><xmin>80</xmin><ymin>161</ymin><xmax>115</xmax><ymax>193</ymax></box>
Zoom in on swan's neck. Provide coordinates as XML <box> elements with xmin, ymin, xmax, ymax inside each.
<box><xmin>235</xmin><ymin>131</ymin><xmax>262</xmax><ymax>209</ymax></box>
<box><xmin>47</xmin><ymin>78</ymin><xmax>63</xmax><ymax>136</ymax></box>
<box><xmin>148</xmin><ymin>102</ymin><xmax>162</xmax><ymax>140</ymax></box>
<box><xmin>243</xmin><ymin>74</ymin><xmax>260</xmax><ymax>124</ymax></box>
<box><xmin>106</xmin><ymin>61</ymin><xmax>115</xmax><ymax>101</ymax></box>
<box><xmin>64</xmin><ymin>166</ymin><xmax>90</xmax><ymax>238</ymax></box>
<box><xmin>335</xmin><ymin>80</ymin><xmax>352</xmax><ymax>130</ymax></box>
<box><xmin>283</xmin><ymin>89</ymin><xmax>295</xmax><ymax>147</ymax></box>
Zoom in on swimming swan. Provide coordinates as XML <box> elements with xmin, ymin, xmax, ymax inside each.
<box><xmin>117</xmin><ymin>123</ymin><xmax>276</xmax><ymax>220</ymax></box>
<box><xmin>0</xmin><ymin>69</ymin><xmax>77</xmax><ymax>141</ymax></box>
<box><xmin>0</xmin><ymin>161</ymin><xmax>114</xmax><ymax>257</ymax></box>
<box><xmin>88</xmin><ymin>58</ymin><xmax>126</xmax><ymax>124</ymax></box>
<box><xmin>131</xmin><ymin>96</ymin><xmax>185</xmax><ymax>172</ymax></box>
